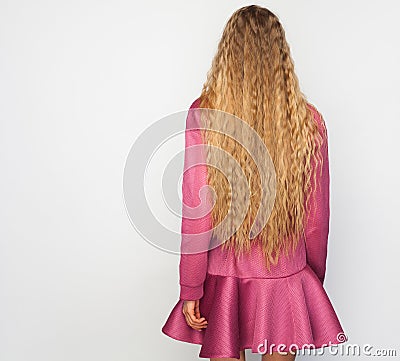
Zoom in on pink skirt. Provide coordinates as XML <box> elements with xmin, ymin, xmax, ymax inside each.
<box><xmin>161</xmin><ymin>263</ymin><xmax>347</xmax><ymax>359</ymax></box>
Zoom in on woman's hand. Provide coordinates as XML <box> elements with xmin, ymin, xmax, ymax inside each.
<box><xmin>182</xmin><ymin>300</ymin><xmax>208</xmax><ymax>331</ymax></box>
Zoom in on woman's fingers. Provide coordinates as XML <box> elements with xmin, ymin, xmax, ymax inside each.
<box><xmin>188</xmin><ymin>307</ymin><xmax>207</xmax><ymax>325</ymax></box>
<box><xmin>185</xmin><ymin>313</ymin><xmax>204</xmax><ymax>331</ymax></box>
<box><xmin>183</xmin><ymin>311</ymin><xmax>199</xmax><ymax>330</ymax></box>
<box><xmin>182</xmin><ymin>302</ymin><xmax>201</xmax><ymax>330</ymax></box>
<box><xmin>182</xmin><ymin>300</ymin><xmax>208</xmax><ymax>331</ymax></box>
<box><xmin>183</xmin><ymin>309</ymin><xmax>205</xmax><ymax>331</ymax></box>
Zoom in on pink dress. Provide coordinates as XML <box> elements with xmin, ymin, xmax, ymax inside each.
<box><xmin>161</xmin><ymin>98</ymin><xmax>347</xmax><ymax>358</ymax></box>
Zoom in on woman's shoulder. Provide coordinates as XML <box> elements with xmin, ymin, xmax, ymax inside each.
<box><xmin>184</xmin><ymin>97</ymin><xmax>203</xmax><ymax>137</ymax></box>
<box><xmin>306</xmin><ymin>102</ymin><xmax>323</xmax><ymax>121</ymax></box>
<box><xmin>185</xmin><ymin>97</ymin><xmax>202</xmax><ymax>130</ymax></box>
<box><xmin>189</xmin><ymin>97</ymin><xmax>201</xmax><ymax>109</ymax></box>
<box><xmin>306</xmin><ymin>102</ymin><xmax>328</xmax><ymax>138</ymax></box>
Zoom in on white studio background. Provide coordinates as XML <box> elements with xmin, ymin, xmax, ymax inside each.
<box><xmin>1</xmin><ymin>1</ymin><xmax>399</xmax><ymax>360</ymax></box>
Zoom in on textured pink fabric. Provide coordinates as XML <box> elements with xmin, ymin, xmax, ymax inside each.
<box><xmin>161</xmin><ymin>98</ymin><xmax>346</xmax><ymax>358</ymax></box>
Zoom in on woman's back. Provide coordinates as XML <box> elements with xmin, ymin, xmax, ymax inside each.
<box><xmin>179</xmin><ymin>97</ymin><xmax>329</xmax><ymax>279</ymax></box>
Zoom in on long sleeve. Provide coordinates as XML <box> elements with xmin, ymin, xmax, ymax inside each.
<box><xmin>304</xmin><ymin>107</ymin><xmax>330</xmax><ymax>286</ymax></box>
<box><xmin>179</xmin><ymin>98</ymin><xmax>213</xmax><ymax>301</ymax></box>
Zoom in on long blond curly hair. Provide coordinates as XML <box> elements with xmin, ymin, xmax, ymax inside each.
<box><xmin>197</xmin><ymin>5</ymin><xmax>325</xmax><ymax>270</ymax></box>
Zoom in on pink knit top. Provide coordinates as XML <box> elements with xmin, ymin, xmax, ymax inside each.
<box><xmin>179</xmin><ymin>97</ymin><xmax>330</xmax><ymax>301</ymax></box>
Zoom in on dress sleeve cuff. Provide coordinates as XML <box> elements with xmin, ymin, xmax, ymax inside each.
<box><xmin>179</xmin><ymin>283</ymin><xmax>204</xmax><ymax>301</ymax></box>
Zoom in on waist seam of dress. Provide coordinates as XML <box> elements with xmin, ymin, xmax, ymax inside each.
<box><xmin>206</xmin><ymin>262</ymin><xmax>308</xmax><ymax>280</ymax></box>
